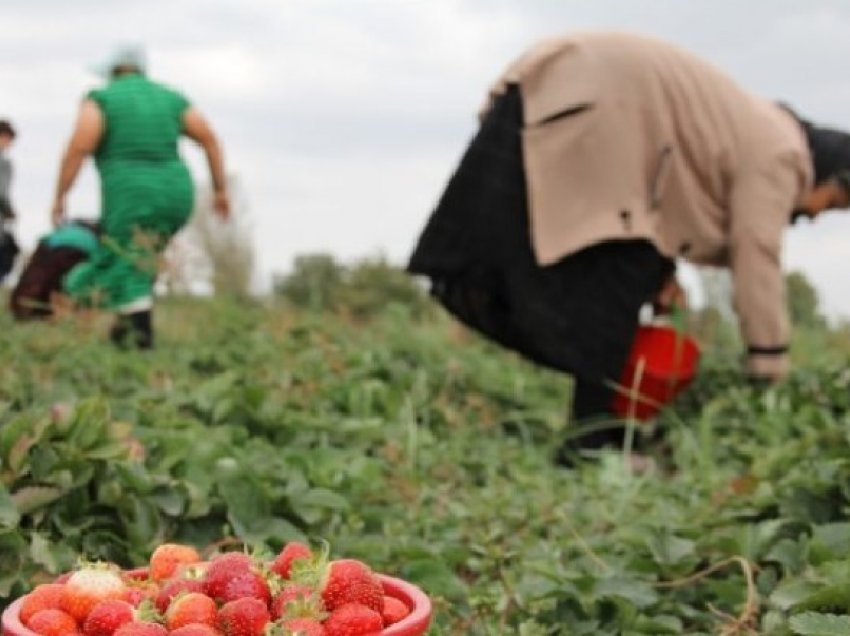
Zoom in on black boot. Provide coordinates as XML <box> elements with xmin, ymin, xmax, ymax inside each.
<box><xmin>555</xmin><ymin>379</ymin><xmax>626</xmax><ymax>468</ymax></box>
<box><xmin>110</xmin><ymin>310</ymin><xmax>153</xmax><ymax>350</ymax></box>
<box><xmin>556</xmin><ymin>379</ymin><xmax>661</xmax><ymax>468</ymax></box>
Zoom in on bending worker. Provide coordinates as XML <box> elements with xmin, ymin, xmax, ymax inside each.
<box><xmin>408</xmin><ymin>31</ymin><xmax>850</xmax><ymax>461</ymax></box>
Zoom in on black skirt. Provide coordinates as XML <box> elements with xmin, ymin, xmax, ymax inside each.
<box><xmin>408</xmin><ymin>85</ymin><xmax>672</xmax><ymax>385</ymax></box>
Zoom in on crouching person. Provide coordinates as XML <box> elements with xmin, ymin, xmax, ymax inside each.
<box><xmin>11</xmin><ymin>221</ymin><xmax>99</xmax><ymax>320</ymax></box>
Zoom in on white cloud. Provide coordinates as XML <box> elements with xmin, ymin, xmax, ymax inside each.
<box><xmin>3</xmin><ymin>0</ymin><xmax>850</xmax><ymax>320</ymax></box>
<box><xmin>164</xmin><ymin>45</ymin><xmax>269</xmax><ymax>102</ymax></box>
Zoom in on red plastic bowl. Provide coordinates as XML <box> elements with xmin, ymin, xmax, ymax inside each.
<box><xmin>376</xmin><ymin>575</ymin><xmax>432</xmax><ymax>636</ymax></box>
<box><xmin>612</xmin><ymin>324</ymin><xmax>700</xmax><ymax>421</ymax></box>
<box><xmin>2</xmin><ymin>572</ymin><xmax>431</xmax><ymax>636</ymax></box>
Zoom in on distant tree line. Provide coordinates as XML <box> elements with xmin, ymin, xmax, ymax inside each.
<box><xmin>272</xmin><ymin>255</ymin><xmax>837</xmax><ymax>339</ymax></box>
<box><xmin>272</xmin><ymin>253</ymin><xmax>432</xmax><ymax>319</ymax></box>
<box><xmin>687</xmin><ymin>267</ymin><xmax>850</xmax><ymax>367</ymax></box>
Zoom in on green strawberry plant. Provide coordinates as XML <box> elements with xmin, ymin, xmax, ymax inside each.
<box><xmin>3</xmin><ymin>297</ymin><xmax>850</xmax><ymax>634</ymax></box>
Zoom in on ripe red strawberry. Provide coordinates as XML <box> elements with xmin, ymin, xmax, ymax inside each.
<box><xmin>124</xmin><ymin>581</ymin><xmax>158</xmax><ymax>609</ymax></box>
<box><xmin>168</xmin><ymin>623</ymin><xmax>222</xmax><ymax>636</ymax></box>
<box><xmin>270</xmin><ymin>584</ymin><xmax>318</xmax><ymax>620</ymax></box>
<box><xmin>318</xmin><ymin>561</ymin><xmax>383</xmax><ymax>613</ymax></box>
<box><xmin>216</xmin><ymin>597</ymin><xmax>270</xmax><ymax>636</ymax></box>
<box><xmin>155</xmin><ymin>578</ymin><xmax>205</xmax><ymax>614</ymax></box>
<box><xmin>322</xmin><ymin>603</ymin><xmax>383</xmax><ymax>636</ymax></box>
<box><xmin>61</xmin><ymin>564</ymin><xmax>129</xmax><ymax>623</ymax></box>
<box><xmin>218</xmin><ymin>571</ymin><xmax>271</xmax><ymax>605</ymax></box>
<box><xmin>203</xmin><ymin>553</ymin><xmax>254</xmax><ymax>602</ymax></box>
<box><xmin>281</xmin><ymin>617</ymin><xmax>325</xmax><ymax>635</ymax></box>
<box><xmin>112</xmin><ymin>621</ymin><xmax>168</xmax><ymax>636</ymax></box>
<box><xmin>380</xmin><ymin>596</ymin><xmax>409</xmax><ymax>626</ymax></box>
<box><xmin>20</xmin><ymin>583</ymin><xmax>66</xmax><ymax>626</ymax></box>
<box><xmin>270</xmin><ymin>542</ymin><xmax>313</xmax><ymax>580</ymax></box>
<box><xmin>82</xmin><ymin>599</ymin><xmax>136</xmax><ymax>636</ymax></box>
<box><xmin>26</xmin><ymin>608</ymin><xmax>80</xmax><ymax>636</ymax></box>
<box><xmin>165</xmin><ymin>592</ymin><xmax>218</xmax><ymax>631</ymax></box>
<box><xmin>149</xmin><ymin>544</ymin><xmax>201</xmax><ymax>582</ymax></box>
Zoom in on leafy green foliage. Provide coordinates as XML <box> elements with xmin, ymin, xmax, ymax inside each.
<box><xmin>2</xmin><ymin>295</ymin><xmax>850</xmax><ymax>633</ymax></box>
<box><xmin>272</xmin><ymin>253</ymin><xmax>344</xmax><ymax>311</ymax></box>
<box><xmin>787</xmin><ymin>271</ymin><xmax>827</xmax><ymax>330</ymax></box>
<box><xmin>272</xmin><ymin>253</ymin><xmax>431</xmax><ymax>318</ymax></box>
<box><xmin>790</xmin><ymin>612</ymin><xmax>850</xmax><ymax>636</ymax></box>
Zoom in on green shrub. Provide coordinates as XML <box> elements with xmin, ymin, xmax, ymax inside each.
<box><xmin>273</xmin><ymin>252</ymin><xmax>431</xmax><ymax>318</ymax></box>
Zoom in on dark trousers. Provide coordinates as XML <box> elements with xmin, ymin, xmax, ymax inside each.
<box><xmin>408</xmin><ymin>85</ymin><xmax>672</xmax><ymax>457</ymax></box>
<box><xmin>10</xmin><ymin>244</ymin><xmax>87</xmax><ymax>320</ymax></box>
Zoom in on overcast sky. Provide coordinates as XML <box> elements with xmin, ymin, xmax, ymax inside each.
<box><xmin>3</xmin><ymin>0</ymin><xmax>850</xmax><ymax>316</ymax></box>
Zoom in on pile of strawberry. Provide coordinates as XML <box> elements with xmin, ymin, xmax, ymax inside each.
<box><xmin>15</xmin><ymin>542</ymin><xmax>413</xmax><ymax>636</ymax></box>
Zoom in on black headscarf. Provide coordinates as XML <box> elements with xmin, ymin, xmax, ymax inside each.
<box><xmin>783</xmin><ymin>105</ymin><xmax>850</xmax><ymax>186</ymax></box>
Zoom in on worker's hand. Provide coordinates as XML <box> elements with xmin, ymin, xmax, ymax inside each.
<box><xmin>50</xmin><ymin>197</ymin><xmax>66</xmax><ymax>227</ymax></box>
<box><xmin>213</xmin><ymin>190</ymin><xmax>230</xmax><ymax>221</ymax></box>
<box><xmin>653</xmin><ymin>273</ymin><xmax>688</xmax><ymax>316</ymax></box>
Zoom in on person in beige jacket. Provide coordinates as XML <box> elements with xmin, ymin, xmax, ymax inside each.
<box><xmin>408</xmin><ymin>31</ymin><xmax>850</xmax><ymax>464</ymax></box>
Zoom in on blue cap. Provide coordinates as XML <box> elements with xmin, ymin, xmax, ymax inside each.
<box><xmin>91</xmin><ymin>44</ymin><xmax>147</xmax><ymax>78</ymax></box>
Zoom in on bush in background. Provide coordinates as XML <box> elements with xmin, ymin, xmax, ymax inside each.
<box><xmin>273</xmin><ymin>252</ymin><xmax>431</xmax><ymax>319</ymax></box>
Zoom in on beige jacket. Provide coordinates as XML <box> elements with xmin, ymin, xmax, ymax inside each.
<box><xmin>484</xmin><ymin>31</ymin><xmax>813</xmax><ymax>378</ymax></box>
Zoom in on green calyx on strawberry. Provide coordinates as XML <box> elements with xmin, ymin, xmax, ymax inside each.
<box><xmin>289</xmin><ymin>544</ymin><xmax>383</xmax><ymax>614</ymax></box>
<box><xmin>125</xmin><ymin>580</ymin><xmax>159</xmax><ymax>609</ymax></box>
<box><xmin>270</xmin><ymin>584</ymin><xmax>326</xmax><ymax>623</ymax></box>
<box><xmin>270</xmin><ymin>542</ymin><xmax>313</xmax><ymax>581</ymax></box>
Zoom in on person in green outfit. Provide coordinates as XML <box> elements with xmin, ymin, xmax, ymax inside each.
<box><xmin>50</xmin><ymin>45</ymin><xmax>230</xmax><ymax>348</ymax></box>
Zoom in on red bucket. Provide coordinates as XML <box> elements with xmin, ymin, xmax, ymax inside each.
<box><xmin>2</xmin><ymin>571</ymin><xmax>432</xmax><ymax>636</ymax></box>
<box><xmin>611</xmin><ymin>324</ymin><xmax>700</xmax><ymax>421</ymax></box>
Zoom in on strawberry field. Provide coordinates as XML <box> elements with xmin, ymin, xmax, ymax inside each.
<box><xmin>5</xmin><ymin>294</ymin><xmax>850</xmax><ymax>634</ymax></box>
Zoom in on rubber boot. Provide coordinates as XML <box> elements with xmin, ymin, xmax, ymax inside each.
<box><xmin>109</xmin><ymin>310</ymin><xmax>153</xmax><ymax>350</ymax></box>
<box><xmin>555</xmin><ymin>379</ymin><xmax>626</xmax><ymax>468</ymax></box>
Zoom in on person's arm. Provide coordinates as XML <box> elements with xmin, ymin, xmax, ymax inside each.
<box><xmin>728</xmin><ymin>158</ymin><xmax>801</xmax><ymax>381</ymax></box>
<box><xmin>0</xmin><ymin>156</ymin><xmax>13</xmax><ymax>219</ymax></box>
<box><xmin>653</xmin><ymin>270</ymin><xmax>688</xmax><ymax>316</ymax></box>
<box><xmin>182</xmin><ymin>107</ymin><xmax>229</xmax><ymax>219</ymax></box>
<box><xmin>51</xmin><ymin>99</ymin><xmax>103</xmax><ymax>226</ymax></box>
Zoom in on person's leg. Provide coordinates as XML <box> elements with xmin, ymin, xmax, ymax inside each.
<box><xmin>110</xmin><ymin>293</ymin><xmax>154</xmax><ymax>350</ymax></box>
<box><xmin>110</xmin><ymin>310</ymin><xmax>153</xmax><ymax>350</ymax></box>
<box><xmin>556</xmin><ymin>379</ymin><xmax>625</xmax><ymax>466</ymax></box>
<box><xmin>101</xmin><ymin>221</ymin><xmax>172</xmax><ymax>351</ymax></box>
<box><xmin>551</xmin><ymin>242</ymin><xmax>675</xmax><ymax>467</ymax></box>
